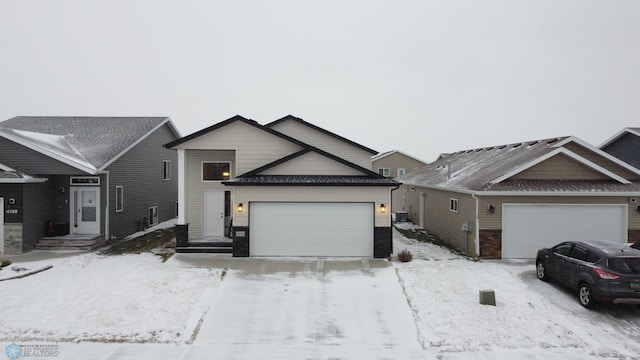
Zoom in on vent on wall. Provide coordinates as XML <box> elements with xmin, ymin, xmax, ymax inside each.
<box><xmin>630</xmin><ymin>198</ymin><xmax>637</xmax><ymax>203</ymax></box>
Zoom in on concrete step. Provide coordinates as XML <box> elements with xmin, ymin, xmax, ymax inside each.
<box><xmin>38</xmin><ymin>239</ymin><xmax>97</xmax><ymax>246</ymax></box>
<box><xmin>185</xmin><ymin>241</ymin><xmax>233</xmax><ymax>248</ymax></box>
<box><xmin>176</xmin><ymin>246</ymin><xmax>233</xmax><ymax>254</ymax></box>
<box><xmin>36</xmin><ymin>243</ymin><xmax>95</xmax><ymax>251</ymax></box>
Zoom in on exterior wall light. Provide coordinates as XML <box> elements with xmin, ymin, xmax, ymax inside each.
<box><xmin>488</xmin><ymin>205</ymin><xmax>495</xmax><ymax>214</ymax></box>
<box><xmin>380</xmin><ymin>203</ymin><xmax>387</xmax><ymax>213</ymax></box>
<box><xmin>237</xmin><ymin>203</ymin><xmax>243</xmax><ymax>212</ymax></box>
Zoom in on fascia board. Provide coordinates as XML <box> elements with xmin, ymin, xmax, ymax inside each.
<box><xmin>556</xmin><ymin>136</ymin><xmax>640</xmax><ymax>177</ymax></box>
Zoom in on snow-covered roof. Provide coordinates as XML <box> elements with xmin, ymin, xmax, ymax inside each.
<box><xmin>371</xmin><ymin>149</ymin><xmax>428</xmax><ymax>164</ymax></box>
<box><xmin>0</xmin><ymin>116</ymin><xmax>178</xmax><ymax>174</ymax></box>
<box><xmin>397</xmin><ymin>136</ymin><xmax>640</xmax><ymax>193</ymax></box>
<box><xmin>0</xmin><ymin>162</ymin><xmax>47</xmax><ymax>183</ymax></box>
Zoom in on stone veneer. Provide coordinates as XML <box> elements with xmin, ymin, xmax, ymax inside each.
<box><xmin>479</xmin><ymin>229</ymin><xmax>502</xmax><ymax>259</ymax></box>
<box><xmin>628</xmin><ymin>230</ymin><xmax>640</xmax><ymax>244</ymax></box>
<box><xmin>3</xmin><ymin>224</ymin><xmax>23</xmax><ymax>254</ymax></box>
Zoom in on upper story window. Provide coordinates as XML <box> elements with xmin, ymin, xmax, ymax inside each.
<box><xmin>397</xmin><ymin>168</ymin><xmax>406</xmax><ymax>177</ymax></box>
<box><xmin>115</xmin><ymin>186</ymin><xmax>124</xmax><ymax>212</ymax></box>
<box><xmin>163</xmin><ymin>160</ymin><xmax>171</xmax><ymax>181</ymax></box>
<box><xmin>450</xmin><ymin>198</ymin><xmax>459</xmax><ymax>213</ymax></box>
<box><xmin>378</xmin><ymin>168</ymin><xmax>390</xmax><ymax>177</ymax></box>
<box><xmin>202</xmin><ymin>162</ymin><xmax>231</xmax><ymax>181</ymax></box>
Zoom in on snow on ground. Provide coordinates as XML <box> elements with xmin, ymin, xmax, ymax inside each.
<box><xmin>392</xmin><ymin>227</ymin><xmax>640</xmax><ymax>359</ymax></box>
<box><xmin>0</xmin><ymin>252</ymin><xmax>222</xmax><ymax>343</ymax></box>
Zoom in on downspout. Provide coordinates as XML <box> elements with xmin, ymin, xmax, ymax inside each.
<box><xmin>104</xmin><ymin>171</ymin><xmax>110</xmax><ymax>242</ymax></box>
<box><xmin>390</xmin><ymin>184</ymin><xmax>400</xmax><ymax>255</ymax></box>
<box><xmin>471</xmin><ymin>192</ymin><xmax>480</xmax><ymax>257</ymax></box>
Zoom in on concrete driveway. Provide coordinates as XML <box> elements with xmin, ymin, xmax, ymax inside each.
<box><xmin>177</xmin><ymin>256</ymin><xmax>425</xmax><ymax>359</ymax></box>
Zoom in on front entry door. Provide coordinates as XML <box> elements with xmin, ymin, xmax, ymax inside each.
<box><xmin>202</xmin><ymin>190</ymin><xmax>225</xmax><ymax>239</ymax></box>
<box><xmin>72</xmin><ymin>187</ymin><xmax>100</xmax><ymax>234</ymax></box>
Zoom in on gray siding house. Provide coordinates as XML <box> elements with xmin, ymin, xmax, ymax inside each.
<box><xmin>0</xmin><ymin>116</ymin><xmax>180</xmax><ymax>254</ymax></box>
<box><xmin>600</xmin><ymin>127</ymin><xmax>640</xmax><ymax>169</ymax></box>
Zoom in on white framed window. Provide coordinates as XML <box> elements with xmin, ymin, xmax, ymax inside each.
<box><xmin>397</xmin><ymin>168</ymin><xmax>406</xmax><ymax>177</ymax></box>
<box><xmin>115</xmin><ymin>186</ymin><xmax>124</xmax><ymax>212</ymax></box>
<box><xmin>450</xmin><ymin>198</ymin><xmax>459</xmax><ymax>213</ymax></box>
<box><xmin>202</xmin><ymin>162</ymin><xmax>231</xmax><ymax>181</ymax></box>
<box><xmin>148</xmin><ymin>206</ymin><xmax>159</xmax><ymax>226</ymax></box>
<box><xmin>163</xmin><ymin>160</ymin><xmax>171</xmax><ymax>180</ymax></box>
<box><xmin>378</xmin><ymin>168</ymin><xmax>390</xmax><ymax>177</ymax></box>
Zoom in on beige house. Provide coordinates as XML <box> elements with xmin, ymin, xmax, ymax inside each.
<box><xmin>165</xmin><ymin>115</ymin><xmax>400</xmax><ymax>257</ymax></box>
<box><xmin>372</xmin><ymin>150</ymin><xmax>427</xmax><ymax>179</ymax></box>
<box><xmin>395</xmin><ymin>136</ymin><xmax>640</xmax><ymax>259</ymax></box>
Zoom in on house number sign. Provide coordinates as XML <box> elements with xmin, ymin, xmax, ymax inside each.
<box><xmin>6</xmin><ymin>209</ymin><xmax>18</xmax><ymax>215</ymax></box>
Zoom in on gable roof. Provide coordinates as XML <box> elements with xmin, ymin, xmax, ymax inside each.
<box><xmin>599</xmin><ymin>127</ymin><xmax>640</xmax><ymax>149</ymax></box>
<box><xmin>0</xmin><ymin>116</ymin><xmax>179</xmax><ymax>174</ymax></box>
<box><xmin>398</xmin><ymin>136</ymin><xmax>640</xmax><ymax>193</ymax></box>
<box><xmin>265</xmin><ymin>115</ymin><xmax>378</xmax><ymax>155</ymax></box>
<box><xmin>0</xmin><ymin>162</ymin><xmax>47</xmax><ymax>183</ymax></box>
<box><xmin>224</xmin><ymin>148</ymin><xmax>399</xmax><ymax>186</ymax></box>
<box><xmin>371</xmin><ymin>149</ymin><xmax>428</xmax><ymax>164</ymax></box>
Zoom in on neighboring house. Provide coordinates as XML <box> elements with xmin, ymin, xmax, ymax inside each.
<box><xmin>372</xmin><ymin>150</ymin><xmax>427</xmax><ymax>178</ymax></box>
<box><xmin>395</xmin><ymin>136</ymin><xmax>640</xmax><ymax>259</ymax></box>
<box><xmin>599</xmin><ymin>127</ymin><xmax>640</xmax><ymax>169</ymax></box>
<box><xmin>165</xmin><ymin>115</ymin><xmax>400</xmax><ymax>258</ymax></box>
<box><xmin>0</xmin><ymin>116</ymin><xmax>180</xmax><ymax>254</ymax></box>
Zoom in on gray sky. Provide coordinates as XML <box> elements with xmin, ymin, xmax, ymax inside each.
<box><xmin>1</xmin><ymin>0</ymin><xmax>639</xmax><ymax>162</ymax></box>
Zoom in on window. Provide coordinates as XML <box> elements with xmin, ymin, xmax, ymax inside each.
<box><xmin>570</xmin><ymin>246</ymin><xmax>588</xmax><ymax>262</ymax></box>
<box><xmin>397</xmin><ymin>168</ymin><xmax>406</xmax><ymax>177</ymax></box>
<box><xmin>202</xmin><ymin>162</ymin><xmax>231</xmax><ymax>181</ymax></box>
<box><xmin>450</xmin><ymin>198</ymin><xmax>459</xmax><ymax>213</ymax></box>
<box><xmin>148</xmin><ymin>206</ymin><xmax>158</xmax><ymax>226</ymax></box>
<box><xmin>553</xmin><ymin>243</ymin><xmax>573</xmax><ymax>256</ymax></box>
<box><xmin>163</xmin><ymin>160</ymin><xmax>171</xmax><ymax>180</ymax></box>
<box><xmin>115</xmin><ymin>186</ymin><xmax>124</xmax><ymax>212</ymax></box>
<box><xmin>378</xmin><ymin>168</ymin><xmax>390</xmax><ymax>177</ymax></box>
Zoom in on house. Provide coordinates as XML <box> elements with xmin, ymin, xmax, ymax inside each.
<box><xmin>0</xmin><ymin>116</ymin><xmax>180</xmax><ymax>254</ymax></box>
<box><xmin>599</xmin><ymin>127</ymin><xmax>640</xmax><ymax>169</ymax></box>
<box><xmin>395</xmin><ymin>136</ymin><xmax>640</xmax><ymax>259</ymax></box>
<box><xmin>164</xmin><ymin>115</ymin><xmax>400</xmax><ymax>258</ymax></box>
<box><xmin>371</xmin><ymin>150</ymin><xmax>428</xmax><ymax>178</ymax></box>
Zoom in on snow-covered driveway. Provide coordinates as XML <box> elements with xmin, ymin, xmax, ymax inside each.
<box><xmin>182</xmin><ymin>258</ymin><xmax>425</xmax><ymax>359</ymax></box>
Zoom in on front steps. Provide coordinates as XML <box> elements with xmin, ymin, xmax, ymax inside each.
<box><xmin>176</xmin><ymin>240</ymin><xmax>233</xmax><ymax>254</ymax></box>
<box><xmin>36</xmin><ymin>235</ymin><xmax>105</xmax><ymax>251</ymax></box>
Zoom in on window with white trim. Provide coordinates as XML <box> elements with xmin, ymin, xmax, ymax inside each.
<box><xmin>163</xmin><ymin>160</ymin><xmax>171</xmax><ymax>180</ymax></box>
<box><xmin>378</xmin><ymin>168</ymin><xmax>390</xmax><ymax>177</ymax></box>
<box><xmin>450</xmin><ymin>198</ymin><xmax>459</xmax><ymax>213</ymax></box>
<box><xmin>115</xmin><ymin>186</ymin><xmax>124</xmax><ymax>212</ymax></box>
<box><xmin>397</xmin><ymin>168</ymin><xmax>406</xmax><ymax>177</ymax></box>
<box><xmin>202</xmin><ymin>162</ymin><xmax>231</xmax><ymax>181</ymax></box>
<box><xmin>148</xmin><ymin>206</ymin><xmax>158</xmax><ymax>226</ymax></box>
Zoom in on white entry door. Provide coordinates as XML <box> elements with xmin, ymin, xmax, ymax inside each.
<box><xmin>202</xmin><ymin>190</ymin><xmax>225</xmax><ymax>239</ymax></box>
<box><xmin>72</xmin><ymin>187</ymin><xmax>100</xmax><ymax>234</ymax></box>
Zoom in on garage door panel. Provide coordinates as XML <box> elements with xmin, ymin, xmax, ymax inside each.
<box><xmin>250</xmin><ymin>202</ymin><xmax>374</xmax><ymax>257</ymax></box>
<box><xmin>502</xmin><ymin>204</ymin><xmax>627</xmax><ymax>259</ymax></box>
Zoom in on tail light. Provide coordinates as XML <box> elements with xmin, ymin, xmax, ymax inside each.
<box><xmin>594</xmin><ymin>268</ymin><xmax>620</xmax><ymax>280</ymax></box>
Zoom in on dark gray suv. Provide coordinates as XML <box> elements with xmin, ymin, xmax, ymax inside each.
<box><xmin>536</xmin><ymin>240</ymin><xmax>640</xmax><ymax>308</ymax></box>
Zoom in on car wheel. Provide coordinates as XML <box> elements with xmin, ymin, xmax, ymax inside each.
<box><xmin>536</xmin><ymin>260</ymin><xmax>549</xmax><ymax>281</ymax></box>
<box><xmin>578</xmin><ymin>283</ymin><xmax>596</xmax><ymax>309</ymax></box>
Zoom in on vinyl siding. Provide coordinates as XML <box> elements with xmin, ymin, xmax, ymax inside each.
<box><xmin>269</xmin><ymin>121</ymin><xmax>373</xmax><ymax>169</ymax></box>
<box><xmin>601</xmin><ymin>133</ymin><xmax>640</xmax><ymax>169</ymax></box>
<box><xmin>512</xmin><ymin>154</ymin><xmax>610</xmax><ymax>180</ymax></box>
<box><xmin>232</xmin><ymin>186</ymin><xmax>393</xmax><ymax>228</ymax></box>
<box><xmin>173</xmin><ymin>121</ymin><xmax>302</xmax><ymax>175</ymax></box>
<box><xmin>22</xmin><ymin>182</ymin><xmax>56</xmax><ymax>251</ymax></box>
<box><xmin>184</xmin><ymin>150</ymin><xmax>235</xmax><ymax>239</ymax></box>
<box><xmin>372</xmin><ymin>152</ymin><xmax>426</xmax><ymax>178</ymax></box>
<box><xmin>106</xmin><ymin>124</ymin><xmax>179</xmax><ymax>240</ymax></box>
<box><xmin>259</xmin><ymin>152</ymin><xmax>364</xmax><ymax>176</ymax></box>
<box><xmin>564</xmin><ymin>142</ymin><xmax>640</xmax><ymax>180</ymax></box>
<box><xmin>0</xmin><ymin>136</ymin><xmax>88</xmax><ymax>175</ymax></box>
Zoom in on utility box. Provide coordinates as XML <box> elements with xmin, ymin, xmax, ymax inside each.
<box><xmin>479</xmin><ymin>290</ymin><xmax>496</xmax><ymax>306</ymax></box>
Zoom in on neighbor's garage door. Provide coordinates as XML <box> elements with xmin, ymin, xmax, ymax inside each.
<box><xmin>502</xmin><ymin>204</ymin><xmax>627</xmax><ymax>259</ymax></box>
<box><xmin>250</xmin><ymin>202</ymin><xmax>374</xmax><ymax>257</ymax></box>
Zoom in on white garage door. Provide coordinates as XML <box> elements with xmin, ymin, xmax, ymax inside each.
<box><xmin>250</xmin><ymin>202</ymin><xmax>374</xmax><ymax>257</ymax></box>
<box><xmin>502</xmin><ymin>204</ymin><xmax>627</xmax><ymax>259</ymax></box>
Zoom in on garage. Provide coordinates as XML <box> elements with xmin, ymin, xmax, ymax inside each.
<box><xmin>249</xmin><ymin>202</ymin><xmax>374</xmax><ymax>257</ymax></box>
<box><xmin>502</xmin><ymin>204</ymin><xmax>627</xmax><ymax>259</ymax></box>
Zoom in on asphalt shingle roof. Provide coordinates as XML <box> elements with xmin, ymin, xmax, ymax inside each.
<box><xmin>0</xmin><ymin>116</ymin><xmax>170</xmax><ymax>170</ymax></box>
<box><xmin>224</xmin><ymin>175</ymin><xmax>400</xmax><ymax>186</ymax></box>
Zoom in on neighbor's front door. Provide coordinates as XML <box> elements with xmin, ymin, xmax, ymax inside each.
<box><xmin>72</xmin><ymin>187</ymin><xmax>100</xmax><ymax>234</ymax></box>
<box><xmin>202</xmin><ymin>190</ymin><xmax>225</xmax><ymax>239</ymax></box>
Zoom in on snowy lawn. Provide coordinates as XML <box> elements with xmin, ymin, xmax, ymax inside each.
<box><xmin>392</xmin><ymin>226</ymin><xmax>640</xmax><ymax>359</ymax></box>
<box><xmin>0</xmin><ymin>252</ymin><xmax>222</xmax><ymax>343</ymax></box>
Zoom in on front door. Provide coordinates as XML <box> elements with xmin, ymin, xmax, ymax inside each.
<box><xmin>72</xmin><ymin>187</ymin><xmax>100</xmax><ymax>234</ymax></box>
<box><xmin>202</xmin><ymin>190</ymin><xmax>225</xmax><ymax>239</ymax></box>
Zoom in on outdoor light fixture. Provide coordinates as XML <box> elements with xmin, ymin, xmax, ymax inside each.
<box><xmin>380</xmin><ymin>204</ymin><xmax>387</xmax><ymax>213</ymax></box>
<box><xmin>237</xmin><ymin>203</ymin><xmax>243</xmax><ymax>212</ymax></box>
<box><xmin>488</xmin><ymin>205</ymin><xmax>495</xmax><ymax>214</ymax></box>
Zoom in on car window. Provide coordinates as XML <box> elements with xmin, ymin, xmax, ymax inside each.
<box><xmin>586</xmin><ymin>252</ymin><xmax>601</xmax><ymax>264</ymax></box>
<box><xmin>553</xmin><ymin>243</ymin><xmax>573</xmax><ymax>256</ymax></box>
<box><xmin>608</xmin><ymin>258</ymin><xmax>640</xmax><ymax>274</ymax></box>
<box><xmin>570</xmin><ymin>246</ymin><xmax>588</xmax><ymax>261</ymax></box>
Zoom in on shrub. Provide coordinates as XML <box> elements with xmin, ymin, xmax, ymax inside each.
<box><xmin>397</xmin><ymin>249</ymin><xmax>413</xmax><ymax>262</ymax></box>
<box><xmin>0</xmin><ymin>259</ymin><xmax>12</xmax><ymax>269</ymax></box>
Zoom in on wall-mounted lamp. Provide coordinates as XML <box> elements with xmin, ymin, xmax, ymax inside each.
<box><xmin>380</xmin><ymin>203</ymin><xmax>387</xmax><ymax>213</ymax></box>
<box><xmin>488</xmin><ymin>205</ymin><xmax>495</xmax><ymax>214</ymax></box>
<box><xmin>237</xmin><ymin>203</ymin><xmax>244</xmax><ymax>212</ymax></box>
<box><xmin>636</xmin><ymin>205</ymin><xmax>640</xmax><ymax>213</ymax></box>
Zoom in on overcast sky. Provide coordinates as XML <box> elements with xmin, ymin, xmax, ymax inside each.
<box><xmin>1</xmin><ymin>1</ymin><xmax>639</xmax><ymax>162</ymax></box>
